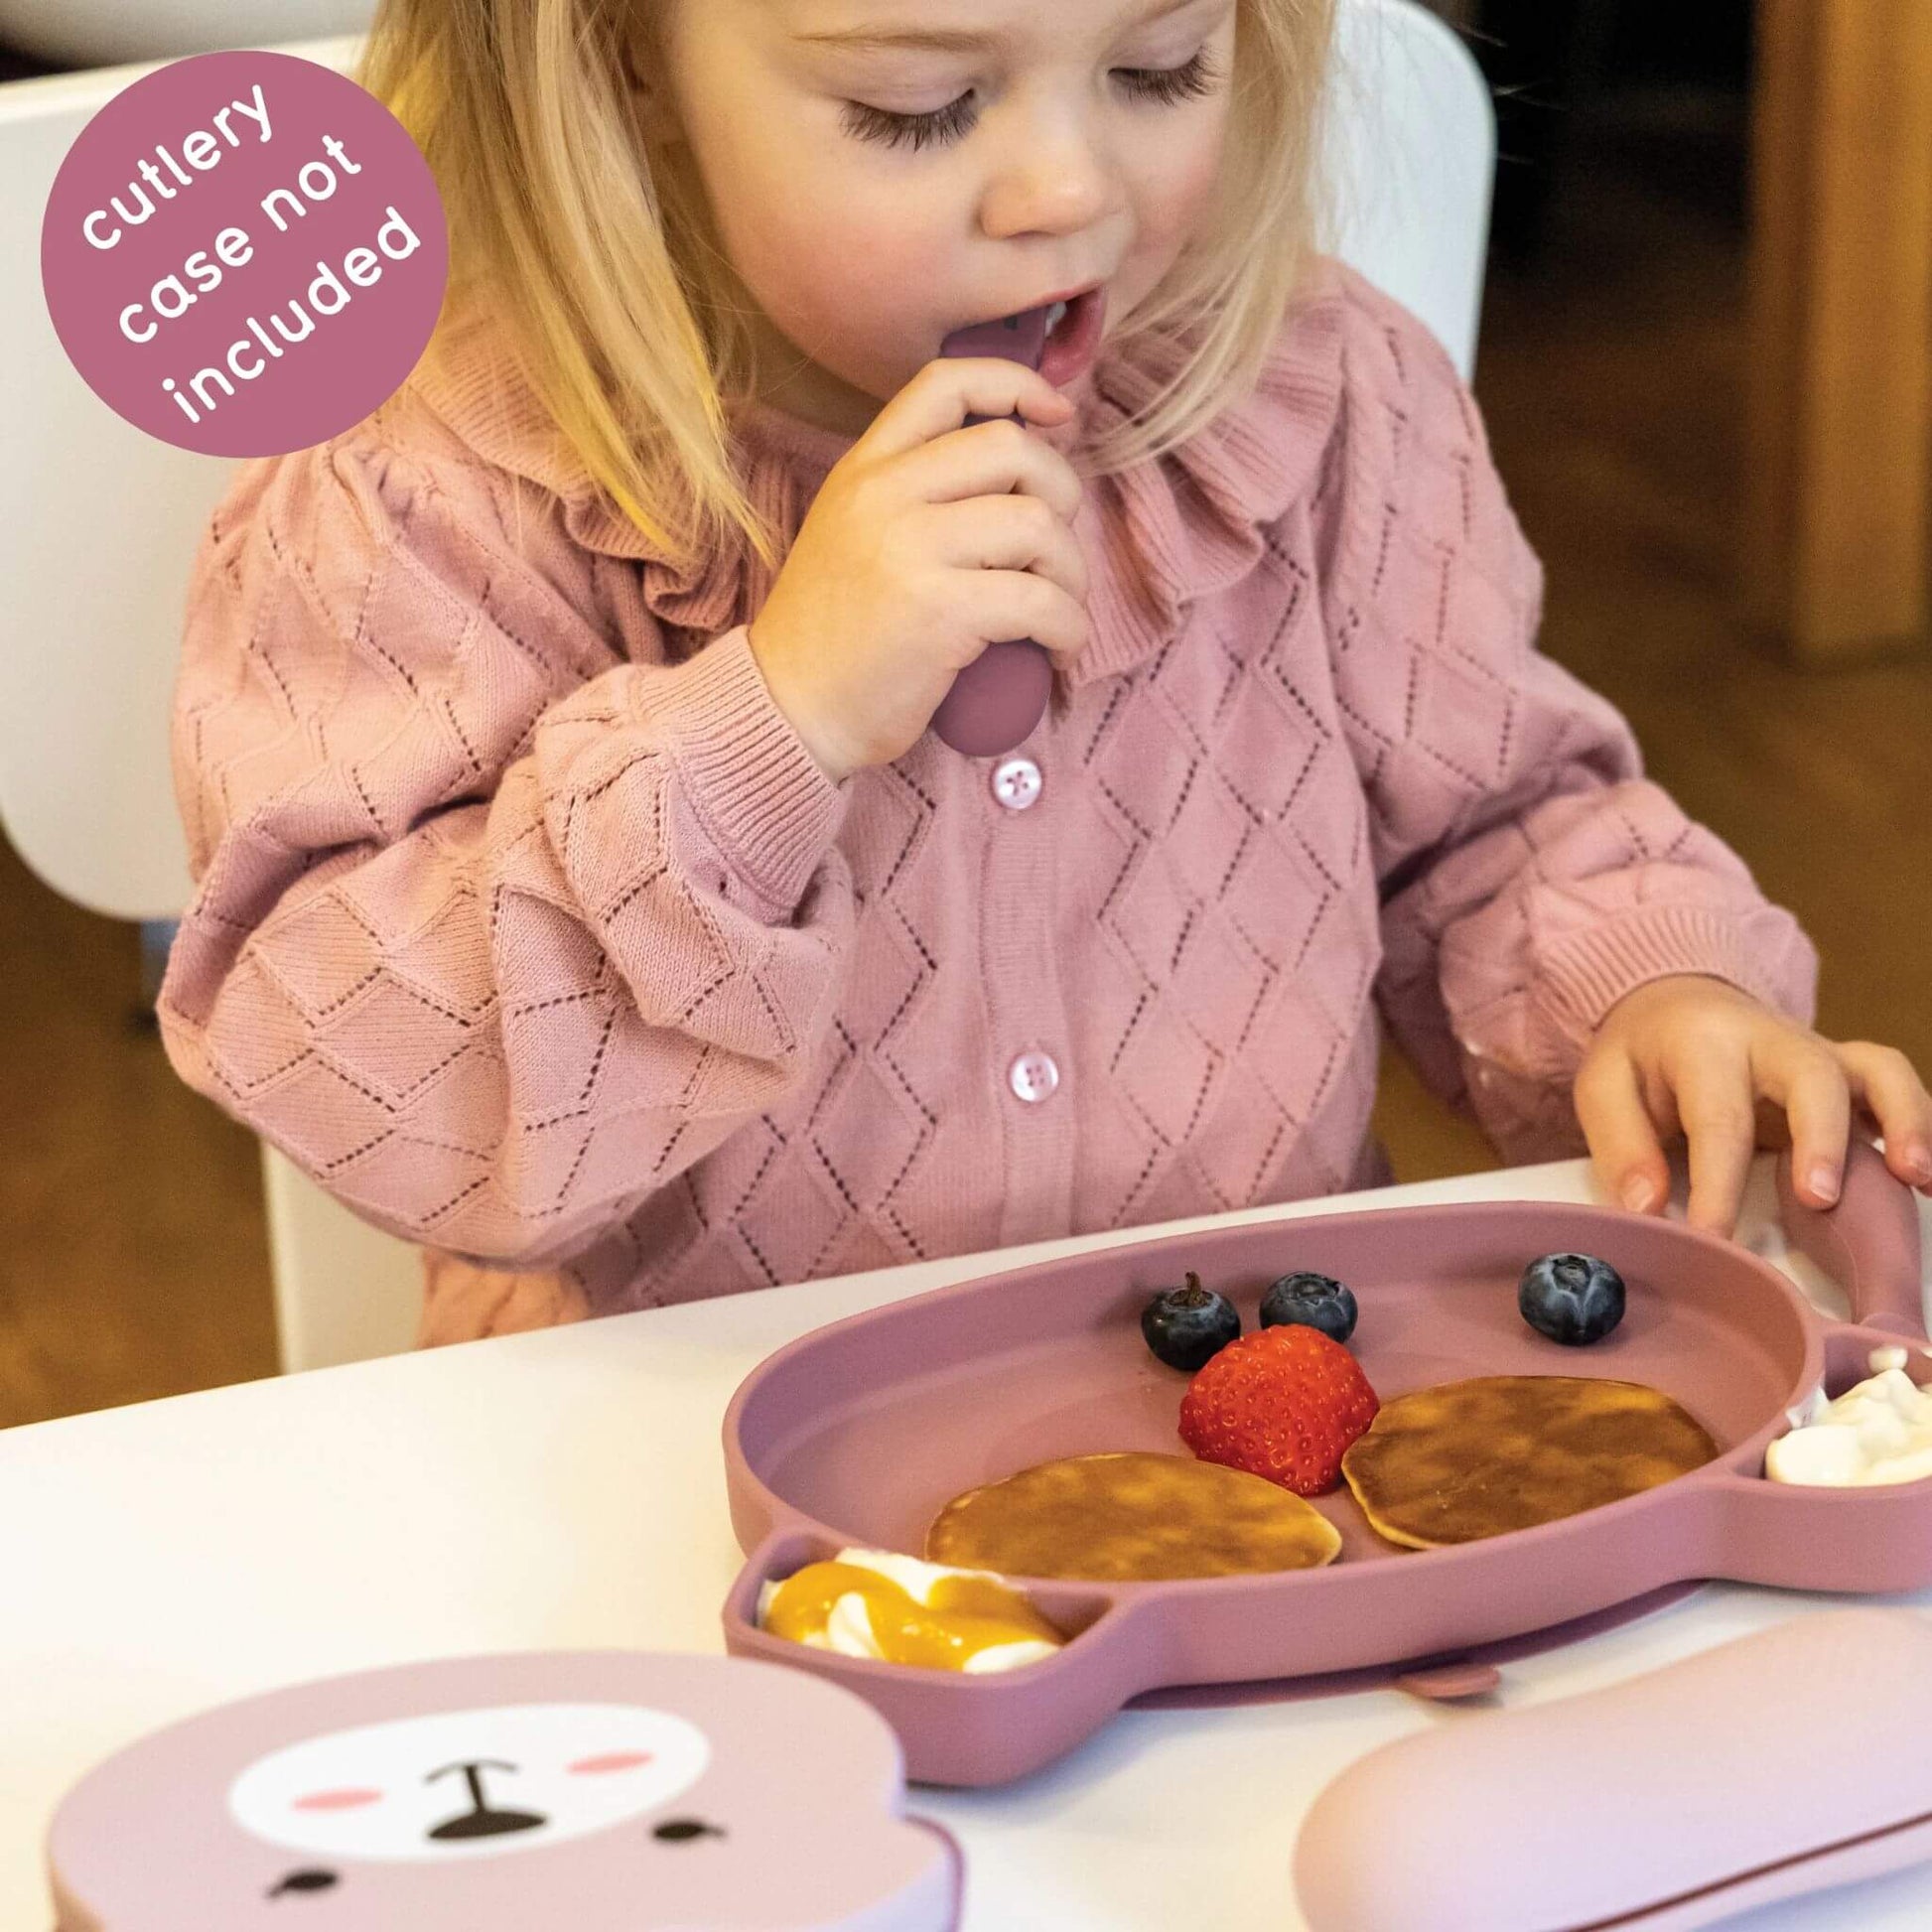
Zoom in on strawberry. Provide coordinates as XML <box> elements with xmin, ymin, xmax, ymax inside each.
<box><xmin>1177</xmin><ymin>1324</ymin><xmax>1379</xmax><ymax>1497</ymax></box>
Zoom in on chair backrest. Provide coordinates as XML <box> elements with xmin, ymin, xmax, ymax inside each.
<box><xmin>0</xmin><ymin>0</ymin><xmax>369</xmax><ymax>70</ymax></box>
<box><xmin>1328</xmin><ymin>0</ymin><xmax>1493</xmax><ymax>379</ymax></box>
<box><xmin>0</xmin><ymin>3</ymin><xmax>1492</xmax><ymax>1372</ymax></box>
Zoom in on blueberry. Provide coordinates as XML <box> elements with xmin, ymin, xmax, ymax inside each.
<box><xmin>1259</xmin><ymin>1271</ymin><xmax>1358</xmax><ymax>1344</ymax></box>
<box><xmin>1519</xmin><ymin>1252</ymin><xmax>1625</xmax><ymax>1346</ymax></box>
<box><xmin>1141</xmin><ymin>1272</ymin><xmax>1241</xmax><ymax>1371</ymax></box>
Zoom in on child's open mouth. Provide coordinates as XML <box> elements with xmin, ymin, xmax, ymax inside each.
<box><xmin>1036</xmin><ymin>285</ymin><xmax>1106</xmax><ymax>387</ymax></box>
<box><xmin>940</xmin><ymin>286</ymin><xmax>1108</xmax><ymax>390</ymax></box>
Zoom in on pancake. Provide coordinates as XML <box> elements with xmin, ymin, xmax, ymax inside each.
<box><xmin>1341</xmin><ymin>1375</ymin><xmax>1718</xmax><ymax>1550</ymax></box>
<box><xmin>924</xmin><ymin>1450</ymin><xmax>1341</xmax><ymax>1583</ymax></box>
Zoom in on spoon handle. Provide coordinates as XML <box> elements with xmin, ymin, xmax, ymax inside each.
<box><xmin>930</xmin><ymin>310</ymin><xmax>1057</xmax><ymax>758</ymax></box>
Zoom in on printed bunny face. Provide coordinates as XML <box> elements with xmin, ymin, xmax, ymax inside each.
<box><xmin>49</xmin><ymin>1653</ymin><xmax>959</xmax><ymax>1932</ymax></box>
<box><xmin>228</xmin><ymin>1703</ymin><xmax>713</xmax><ymax>1863</ymax></box>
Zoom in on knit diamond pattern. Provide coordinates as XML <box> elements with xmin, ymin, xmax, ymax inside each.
<box><xmin>159</xmin><ymin>266</ymin><xmax>1816</xmax><ymax>1331</ymax></box>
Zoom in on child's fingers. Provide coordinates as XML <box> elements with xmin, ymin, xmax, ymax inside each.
<box><xmin>957</xmin><ymin>570</ymin><xmax>1090</xmax><ymax>665</ymax></box>
<box><xmin>1752</xmin><ymin>1036</ymin><xmax>1853</xmax><ymax>1206</ymax></box>
<box><xmin>905</xmin><ymin>417</ymin><xmax>1085</xmax><ymax>526</ymax></box>
<box><xmin>923</xmin><ymin>493</ymin><xmax>1089</xmax><ymax>613</ymax></box>
<box><xmin>1574</xmin><ymin>1046</ymin><xmax>1670</xmax><ymax>1213</ymax></box>
<box><xmin>863</xmin><ymin>358</ymin><xmax>1073</xmax><ymax>465</ymax></box>
<box><xmin>1674</xmin><ymin>1050</ymin><xmax>1757</xmax><ymax>1237</ymax></box>
<box><xmin>1832</xmin><ymin>1040</ymin><xmax>1932</xmax><ymax>1190</ymax></box>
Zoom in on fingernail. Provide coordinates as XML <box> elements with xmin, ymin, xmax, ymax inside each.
<box><xmin>1807</xmin><ymin>1162</ymin><xmax>1841</xmax><ymax>1205</ymax></box>
<box><xmin>1621</xmin><ymin>1175</ymin><xmax>1658</xmax><ymax>1213</ymax></box>
<box><xmin>1902</xmin><ymin>1142</ymin><xmax>1932</xmax><ymax>1186</ymax></box>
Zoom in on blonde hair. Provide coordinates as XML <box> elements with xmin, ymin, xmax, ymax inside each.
<box><xmin>359</xmin><ymin>0</ymin><xmax>1336</xmax><ymax>577</ymax></box>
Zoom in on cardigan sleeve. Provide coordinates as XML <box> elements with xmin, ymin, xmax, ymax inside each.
<box><xmin>158</xmin><ymin>428</ymin><xmax>855</xmax><ymax>1264</ymax></box>
<box><xmin>1313</xmin><ymin>279</ymin><xmax>1818</xmax><ymax>1159</ymax></box>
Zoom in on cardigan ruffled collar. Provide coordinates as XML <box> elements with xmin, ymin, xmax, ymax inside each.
<box><xmin>411</xmin><ymin>267</ymin><xmax>1351</xmax><ymax>689</ymax></box>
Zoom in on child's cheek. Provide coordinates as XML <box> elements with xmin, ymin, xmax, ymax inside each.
<box><xmin>730</xmin><ymin>181</ymin><xmax>962</xmax><ymax>396</ymax></box>
<box><xmin>1139</xmin><ymin>113</ymin><xmax>1233</xmax><ymax>272</ymax></box>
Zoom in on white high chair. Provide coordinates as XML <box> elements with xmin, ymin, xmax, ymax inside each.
<box><xmin>0</xmin><ymin>0</ymin><xmax>370</xmax><ymax>69</ymax></box>
<box><xmin>0</xmin><ymin>3</ymin><xmax>1494</xmax><ymax>1372</ymax></box>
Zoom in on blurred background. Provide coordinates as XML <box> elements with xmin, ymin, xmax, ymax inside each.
<box><xmin>3</xmin><ymin>0</ymin><xmax>1928</xmax><ymax>1425</ymax></box>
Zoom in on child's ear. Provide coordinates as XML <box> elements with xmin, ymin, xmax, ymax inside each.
<box><xmin>617</xmin><ymin>22</ymin><xmax>683</xmax><ymax>152</ymax></box>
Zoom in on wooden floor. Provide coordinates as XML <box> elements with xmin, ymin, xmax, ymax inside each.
<box><xmin>0</xmin><ymin>855</ymin><xmax>278</xmax><ymax>1423</ymax></box>
<box><xmin>2</xmin><ymin>131</ymin><xmax>1926</xmax><ymax>1428</ymax></box>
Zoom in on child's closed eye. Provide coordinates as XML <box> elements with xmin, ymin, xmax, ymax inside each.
<box><xmin>842</xmin><ymin>48</ymin><xmax>1224</xmax><ymax>153</ymax></box>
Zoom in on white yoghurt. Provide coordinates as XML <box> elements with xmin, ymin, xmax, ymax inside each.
<box><xmin>756</xmin><ymin>1547</ymin><xmax>1061</xmax><ymax>1674</ymax></box>
<box><xmin>1767</xmin><ymin>1347</ymin><xmax>1932</xmax><ymax>1487</ymax></box>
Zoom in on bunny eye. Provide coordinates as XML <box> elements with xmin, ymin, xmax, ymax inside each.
<box><xmin>653</xmin><ymin>1817</ymin><xmax>725</xmax><ymax>1843</ymax></box>
<box><xmin>292</xmin><ymin>1788</ymin><xmax>381</xmax><ymax>1812</ymax></box>
<box><xmin>268</xmin><ymin>1868</ymin><xmax>340</xmax><ymax>1896</ymax></box>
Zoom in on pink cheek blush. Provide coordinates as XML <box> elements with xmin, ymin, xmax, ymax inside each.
<box><xmin>292</xmin><ymin>1788</ymin><xmax>383</xmax><ymax>1812</ymax></box>
<box><xmin>567</xmin><ymin>1752</ymin><xmax>653</xmax><ymax>1776</ymax></box>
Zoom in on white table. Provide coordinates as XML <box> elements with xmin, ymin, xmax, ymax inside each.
<box><xmin>6</xmin><ymin>1157</ymin><xmax>1931</xmax><ymax>1931</ymax></box>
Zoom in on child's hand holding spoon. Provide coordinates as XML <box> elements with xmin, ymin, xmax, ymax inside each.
<box><xmin>749</xmin><ymin>310</ymin><xmax>1083</xmax><ymax>778</ymax></box>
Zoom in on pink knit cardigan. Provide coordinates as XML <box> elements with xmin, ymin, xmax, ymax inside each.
<box><xmin>158</xmin><ymin>264</ymin><xmax>1817</xmax><ymax>1341</ymax></box>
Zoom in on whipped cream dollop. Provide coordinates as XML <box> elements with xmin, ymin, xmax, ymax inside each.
<box><xmin>1767</xmin><ymin>1347</ymin><xmax>1932</xmax><ymax>1487</ymax></box>
<box><xmin>757</xmin><ymin>1548</ymin><xmax>1063</xmax><ymax>1674</ymax></box>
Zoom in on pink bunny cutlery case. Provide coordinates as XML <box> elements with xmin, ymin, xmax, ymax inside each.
<box><xmin>1296</xmin><ymin>1605</ymin><xmax>1932</xmax><ymax>1930</ymax></box>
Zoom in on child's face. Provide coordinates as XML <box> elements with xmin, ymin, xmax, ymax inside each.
<box><xmin>649</xmin><ymin>0</ymin><xmax>1239</xmax><ymax>433</ymax></box>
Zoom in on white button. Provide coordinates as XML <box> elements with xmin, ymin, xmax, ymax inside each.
<box><xmin>991</xmin><ymin>757</ymin><xmax>1042</xmax><ymax>811</ymax></box>
<box><xmin>1009</xmin><ymin>1051</ymin><xmax>1059</xmax><ymax>1103</ymax></box>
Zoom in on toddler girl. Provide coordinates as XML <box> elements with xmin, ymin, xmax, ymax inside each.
<box><xmin>159</xmin><ymin>0</ymin><xmax>1932</xmax><ymax>1341</ymax></box>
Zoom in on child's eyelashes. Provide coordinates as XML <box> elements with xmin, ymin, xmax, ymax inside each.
<box><xmin>841</xmin><ymin>49</ymin><xmax>1224</xmax><ymax>154</ymax></box>
<box><xmin>843</xmin><ymin>91</ymin><xmax>977</xmax><ymax>154</ymax></box>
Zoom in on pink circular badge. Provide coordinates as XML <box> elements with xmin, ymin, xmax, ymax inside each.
<box><xmin>41</xmin><ymin>50</ymin><xmax>449</xmax><ymax>458</ymax></box>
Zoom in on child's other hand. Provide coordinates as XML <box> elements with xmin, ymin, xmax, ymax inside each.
<box><xmin>748</xmin><ymin>360</ymin><xmax>1087</xmax><ymax>784</ymax></box>
<box><xmin>1574</xmin><ymin>975</ymin><xmax>1932</xmax><ymax>1238</ymax></box>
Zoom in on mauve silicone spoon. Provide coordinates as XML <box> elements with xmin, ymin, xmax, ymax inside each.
<box><xmin>929</xmin><ymin>307</ymin><xmax>1057</xmax><ymax>757</ymax></box>
<box><xmin>1776</xmin><ymin>1138</ymin><xmax>1927</xmax><ymax>1335</ymax></box>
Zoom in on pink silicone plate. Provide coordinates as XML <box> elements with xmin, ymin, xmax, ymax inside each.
<box><xmin>720</xmin><ymin>1144</ymin><xmax>1930</xmax><ymax>1785</ymax></box>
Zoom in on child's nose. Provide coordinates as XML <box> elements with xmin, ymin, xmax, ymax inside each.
<box><xmin>978</xmin><ymin>116</ymin><xmax>1122</xmax><ymax>241</ymax></box>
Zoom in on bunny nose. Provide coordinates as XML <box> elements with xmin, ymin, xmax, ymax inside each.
<box><xmin>429</xmin><ymin>1806</ymin><xmax>547</xmax><ymax>1841</ymax></box>
<box><xmin>425</xmin><ymin>1759</ymin><xmax>548</xmax><ymax>1841</ymax></box>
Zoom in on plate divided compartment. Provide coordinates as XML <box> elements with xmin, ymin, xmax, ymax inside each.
<box><xmin>721</xmin><ymin>1144</ymin><xmax>1931</xmax><ymax>1785</ymax></box>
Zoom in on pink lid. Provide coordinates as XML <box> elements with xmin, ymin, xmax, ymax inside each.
<box><xmin>47</xmin><ymin>1651</ymin><xmax>961</xmax><ymax>1930</ymax></box>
